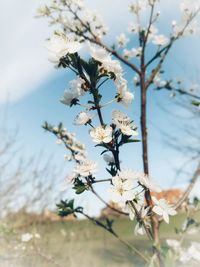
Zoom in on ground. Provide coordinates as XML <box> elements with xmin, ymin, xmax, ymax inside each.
<box><xmin>0</xmin><ymin>211</ymin><xmax>200</xmax><ymax>267</ymax></box>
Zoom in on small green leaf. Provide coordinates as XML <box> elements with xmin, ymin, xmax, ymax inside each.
<box><xmin>191</xmin><ymin>100</ymin><xmax>200</xmax><ymax>107</ymax></box>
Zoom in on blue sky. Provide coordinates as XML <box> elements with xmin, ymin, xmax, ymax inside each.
<box><xmin>1</xmin><ymin>0</ymin><xmax>200</xmax><ymax>215</ymax></box>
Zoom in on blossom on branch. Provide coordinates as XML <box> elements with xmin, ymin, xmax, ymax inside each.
<box><xmin>60</xmin><ymin>77</ymin><xmax>86</xmax><ymax>106</ymax></box>
<box><xmin>152</xmin><ymin>197</ymin><xmax>177</xmax><ymax>223</ymax></box>
<box><xmin>74</xmin><ymin>159</ymin><xmax>97</xmax><ymax>177</ymax></box>
<box><xmin>116</xmin><ymin>33</ymin><xmax>129</xmax><ymax>48</ymax></box>
<box><xmin>115</xmin><ymin>78</ymin><xmax>134</xmax><ymax>107</ymax></box>
<box><xmin>89</xmin><ymin>43</ymin><xmax>123</xmax><ymax>75</ymax></box>
<box><xmin>123</xmin><ymin>47</ymin><xmax>142</xmax><ymax>59</ymax></box>
<box><xmin>112</xmin><ymin>110</ymin><xmax>138</xmax><ymax>136</ymax></box>
<box><xmin>74</xmin><ymin>111</ymin><xmax>94</xmax><ymax>125</ymax></box>
<box><xmin>134</xmin><ymin>206</ymin><xmax>151</xmax><ymax>235</ymax></box>
<box><xmin>152</xmin><ymin>34</ymin><xmax>169</xmax><ymax>46</ymax></box>
<box><xmin>46</xmin><ymin>34</ymin><xmax>82</xmax><ymax>64</ymax></box>
<box><xmin>110</xmin><ymin>170</ymin><xmax>136</xmax><ymax>203</ymax></box>
<box><xmin>90</xmin><ymin>125</ymin><xmax>113</xmax><ymax>143</ymax></box>
<box><xmin>128</xmin><ymin>1</ymin><xmax>146</xmax><ymax>14</ymax></box>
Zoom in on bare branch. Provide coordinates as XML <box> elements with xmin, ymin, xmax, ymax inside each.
<box><xmin>174</xmin><ymin>162</ymin><xmax>200</xmax><ymax>210</ymax></box>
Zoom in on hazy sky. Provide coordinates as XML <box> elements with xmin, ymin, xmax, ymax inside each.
<box><xmin>0</xmin><ymin>0</ymin><xmax>200</xmax><ymax>215</ymax></box>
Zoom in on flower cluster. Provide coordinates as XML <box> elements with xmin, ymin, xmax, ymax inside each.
<box><xmin>112</xmin><ymin>110</ymin><xmax>138</xmax><ymax>136</ymax></box>
<box><xmin>21</xmin><ymin>232</ymin><xmax>41</xmax><ymax>242</ymax></box>
<box><xmin>37</xmin><ymin>0</ymin><xmax>108</xmax><ymax>42</ymax></box>
<box><xmin>167</xmin><ymin>239</ymin><xmax>200</xmax><ymax>264</ymax></box>
<box><xmin>46</xmin><ymin>33</ymin><xmax>82</xmax><ymax>65</ymax></box>
<box><xmin>109</xmin><ymin>168</ymin><xmax>176</xmax><ymax>229</ymax></box>
<box><xmin>43</xmin><ymin>122</ymin><xmax>87</xmax><ymax>162</ymax></box>
<box><xmin>60</xmin><ymin>77</ymin><xmax>86</xmax><ymax>106</ymax></box>
<box><xmin>90</xmin><ymin>125</ymin><xmax>113</xmax><ymax>144</ymax></box>
<box><xmin>74</xmin><ymin>159</ymin><xmax>97</xmax><ymax>177</ymax></box>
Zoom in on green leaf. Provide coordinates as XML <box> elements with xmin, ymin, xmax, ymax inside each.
<box><xmin>73</xmin><ymin>179</ymin><xmax>87</xmax><ymax>194</ymax></box>
<box><xmin>95</xmin><ymin>143</ymin><xmax>107</xmax><ymax>149</ymax></box>
<box><xmin>74</xmin><ymin>185</ymin><xmax>87</xmax><ymax>194</ymax></box>
<box><xmin>81</xmin><ymin>59</ymin><xmax>98</xmax><ymax>79</ymax></box>
<box><xmin>56</xmin><ymin>199</ymin><xmax>75</xmax><ymax>217</ymax></box>
<box><xmin>191</xmin><ymin>100</ymin><xmax>200</xmax><ymax>107</ymax></box>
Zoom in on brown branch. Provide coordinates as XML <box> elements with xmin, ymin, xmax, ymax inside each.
<box><xmin>145</xmin><ymin>41</ymin><xmax>173</xmax><ymax>89</ymax></box>
<box><xmin>92</xmin><ymin>178</ymin><xmax>111</xmax><ymax>184</ymax></box>
<box><xmin>159</xmin><ymin>86</ymin><xmax>200</xmax><ymax>100</ymax></box>
<box><xmin>174</xmin><ymin>162</ymin><xmax>200</xmax><ymax>210</ymax></box>
<box><xmin>89</xmin><ymin>185</ymin><xmax>128</xmax><ymax>216</ymax></box>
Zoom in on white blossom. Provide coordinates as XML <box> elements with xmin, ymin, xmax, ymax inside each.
<box><xmin>124</xmin><ymin>203</ymin><xmax>136</xmax><ymax>220</ymax></box>
<box><xmin>89</xmin><ymin>43</ymin><xmax>111</xmax><ymax>63</ymax></box>
<box><xmin>138</xmin><ymin>173</ymin><xmax>161</xmax><ymax>192</ymax></box>
<box><xmin>74</xmin><ymin>159</ymin><xmax>97</xmax><ymax>177</ymax></box>
<box><xmin>117</xmin><ymin>169</ymin><xmax>139</xmax><ymax>181</ymax></box>
<box><xmin>188</xmin><ymin>242</ymin><xmax>200</xmax><ymax>261</ymax></box>
<box><xmin>67</xmin><ymin>0</ymin><xmax>85</xmax><ymax>9</ymax></box>
<box><xmin>128</xmin><ymin>1</ymin><xmax>146</xmax><ymax>14</ymax></box>
<box><xmin>70</xmin><ymin>77</ymin><xmax>86</xmax><ymax>96</ymax></box>
<box><xmin>123</xmin><ymin>47</ymin><xmax>142</xmax><ymax>59</ymax></box>
<box><xmin>83</xmin><ymin>9</ymin><xmax>108</xmax><ymax>39</ymax></box>
<box><xmin>115</xmin><ymin>77</ymin><xmax>134</xmax><ymax>107</ymax></box>
<box><xmin>110</xmin><ymin>171</ymin><xmax>136</xmax><ymax>203</ymax></box>
<box><xmin>166</xmin><ymin>239</ymin><xmax>181</xmax><ymax>250</ymax></box>
<box><xmin>21</xmin><ymin>233</ymin><xmax>33</xmax><ymax>242</ymax></box>
<box><xmin>116</xmin><ymin>33</ymin><xmax>129</xmax><ymax>47</ymax></box>
<box><xmin>134</xmin><ymin>207</ymin><xmax>151</xmax><ymax>235</ymax></box>
<box><xmin>90</xmin><ymin>125</ymin><xmax>113</xmax><ymax>143</ymax></box>
<box><xmin>60</xmin><ymin>90</ymin><xmax>79</xmax><ymax>106</ymax></box>
<box><xmin>127</xmin><ymin>22</ymin><xmax>140</xmax><ymax>33</ymax></box>
<box><xmin>88</xmin><ymin>43</ymin><xmax>123</xmax><ymax>75</ymax></box>
<box><xmin>147</xmin><ymin>25</ymin><xmax>159</xmax><ymax>41</ymax></box>
<box><xmin>152</xmin><ymin>34</ymin><xmax>169</xmax><ymax>46</ymax></box>
<box><xmin>34</xmin><ymin>233</ymin><xmax>41</xmax><ymax>239</ymax></box>
<box><xmin>153</xmin><ymin>75</ymin><xmax>167</xmax><ymax>88</ymax></box>
<box><xmin>112</xmin><ymin>110</ymin><xmax>138</xmax><ymax>136</ymax></box>
<box><xmin>152</xmin><ymin>197</ymin><xmax>177</xmax><ymax>223</ymax></box>
<box><xmin>46</xmin><ymin>34</ymin><xmax>82</xmax><ymax>64</ymax></box>
<box><xmin>179</xmin><ymin>242</ymin><xmax>200</xmax><ymax>263</ymax></box>
<box><xmin>179</xmin><ymin>249</ymin><xmax>192</xmax><ymax>263</ymax></box>
<box><xmin>180</xmin><ymin>0</ymin><xmax>200</xmax><ymax>16</ymax></box>
<box><xmin>74</xmin><ymin>153</ymin><xmax>87</xmax><ymax>162</ymax></box>
<box><xmin>60</xmin><ymin>77</ymin><xmax>86</xmax><ymax>106</ymax></box>
<box><xmin>187</xmin><ymin>228</ymin><xmax>198</xmax><ymax>235</ymax></box>
<box><xmin>36</xmin><ymin>5</ymin><xmax>51</xmax><ymax>17</ymax></box>
<box><xmin>74</xmin><ymin>111</ymin><xmax>93</xmax><ymax>125</ymax></box>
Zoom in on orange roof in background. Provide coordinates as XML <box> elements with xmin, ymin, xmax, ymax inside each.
<box><xmin>151</xmin><ymin>189</ymin><xmax>184</xmax><ymax>204</ymax></box>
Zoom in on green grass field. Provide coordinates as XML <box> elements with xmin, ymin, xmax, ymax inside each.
<box><xmin>0</xmin><ymin>211</ymin><xmax>200</xmax><ymax>267</ymax></box>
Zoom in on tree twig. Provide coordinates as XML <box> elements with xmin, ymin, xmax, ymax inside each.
<box><xmin>174</xmin><ymin>162</ymin><xmax>200</xmax><ymax>210</ymax></box>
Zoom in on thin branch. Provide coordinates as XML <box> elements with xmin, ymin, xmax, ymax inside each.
<box><xmin>79</xmin><ymin>211</ymin><xmax>150</xmax><ymax>263</ymax></box>
<box><xmin>158</xmin><ymin>86</ymin><xmax>200</xmax><ymax>100</ymax></box>
<box><xmin>92</xmin><ymin>178</ymin><xmax>111</xmax><ymax>184</ymax></box>
<box><xmin>89</xmin><ymin>184</ymin><xmax>129</xmax><ymax>216</ymax></box>
<box><xmin>174</xmin><ymin>162</ymin><xmax>200</xmax><ymax>210</ymax></box>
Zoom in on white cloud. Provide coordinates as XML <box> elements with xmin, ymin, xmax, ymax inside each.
<box><xmin>0</xmin><ymin>0</ymin><xmax>196</xmax><ymax>104</ymax></box>
<box><xmin>0</xmin><ymin>0</ymin><xmax>53</xmax><ymax>103</ymax></box>
<box><xmin>0</xmin><ymin>0</ymin><xmax>131</xmax><ymax>104</ymax></box>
